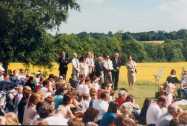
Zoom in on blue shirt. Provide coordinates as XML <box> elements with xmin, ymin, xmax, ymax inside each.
<box><xmin>100</xmin><ymin>112</ymin><xmax>117</xmax><ymax>126</ymax></box>
<box><xmin>54</xmin><ymin>95</ymin><xmax>63</xmax><ymax>109</ymax></box>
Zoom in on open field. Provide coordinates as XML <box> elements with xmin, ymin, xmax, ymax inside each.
<box><xmin>9</xmin><ymin>62</ymin><xmax>187</xmax><ymax>83</ymax></box>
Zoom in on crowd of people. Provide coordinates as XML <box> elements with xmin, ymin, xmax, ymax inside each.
<box><xmin>0</xmin><ymin>52</ymin><xmax>186</xmax><ymax>126</ymax></box>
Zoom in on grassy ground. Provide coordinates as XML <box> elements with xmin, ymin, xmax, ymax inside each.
<box><xmin>118</xmin><ymin>81</ymin><xmax>157</xmax><ymax>107</ymax></box>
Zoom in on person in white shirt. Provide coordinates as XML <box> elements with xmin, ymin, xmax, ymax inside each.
<box><xmin>33</xmin><ymin>99</ymin><xmax>68</xmax><ymax>125</ymax></box>
<box><xmin>146</xmin><ymin>96</ymin><xmax>167</xmax><ymax>126</ymax></box>
<box><xmin>44</xmin><ymin>112</ymin><xmax>68</xmax><ymax>125</ymax></box>
<box><xmin>72</xmin><ymin>53</ymin><xmax>80</xmax><ymax>81</ymax></box>
<box><xmin>126</xmin><ymin>55</ymin><xmax>137</xmax><ymax>87</ymax></box>
<box><xmin>93</xmin><ymin>92</ymin><xmax>109</xmax><ymax>121</ymax></box>
<box><xmin>79</xmin><ymin>56</ymin><xmax>89</xmax><ymax>78</ymax></box>
<box><xmin>77</xmin><ymin>77</ymin><xmax>90</xmax><ymax>96</ymax></box>
<box><xmin>90</xmin><ymin>76</ymin><xmax>101</xmax><ymax>92</ymax></box>
<box><xmin>103</xmin><ymin>55</ymin><xmax>113</xmax><ymax>84</ymax></box>
<box><xmin>156</xmin><ymin>104</ymin><xmax>179</xmax><ymax>126</ymax></box>
<box><xmin>86</xmin><ymin>52</ymin><xmax>95</xmax><ymax>74</ymax></box>
<box><xmin>17</xmin><ymin>69</ymin><xmax>26</xmax><ymax>81</ymax></box>
<box><xmin>23</xmin><ymin>93</ymin><xmax>40</xmax><ymax>125</ymax></box>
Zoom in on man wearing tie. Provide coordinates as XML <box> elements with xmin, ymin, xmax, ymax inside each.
<box><xmin>112</xmin><ymin>53</ymin><xmax>122</xmax><ymax>90</ymax></box>
<box><xmin>59</xmin><ymin>51</ymin><xmax>69</xmax><ymax>78</ymax></box>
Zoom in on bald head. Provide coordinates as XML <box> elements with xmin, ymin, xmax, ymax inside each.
<box><xmin>168</xmin><ymin>104</ymin><xmax>178</xmax><ymax>115</ymax></box>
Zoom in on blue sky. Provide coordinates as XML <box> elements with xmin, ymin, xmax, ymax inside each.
<box><xmin>51</xmin><ymin>0</ymin><xmax>187</xmax><ymax>34</ymax></box>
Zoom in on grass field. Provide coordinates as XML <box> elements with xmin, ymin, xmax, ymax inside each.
<box><xmin>8</xmin><ymin>62</ymin><xmax>187</xmax><ymax>106</ymax></box>
<box><xmin>119</xmin><ymin>82</ymin><xmax>156</xmax><ymax>106</ymax></box>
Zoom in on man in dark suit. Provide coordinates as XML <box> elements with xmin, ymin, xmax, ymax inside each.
<box><xmin>112</xmin><ymin>53</ymin><xmax>122</xmax><ymax>90</ymax></box>
<box><xmin>59</xmin><ymin>51</ymin><xmax>69</xmax><ymax>78</ymax></box>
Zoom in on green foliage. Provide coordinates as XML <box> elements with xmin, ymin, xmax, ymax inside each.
<box><xmin>123</xmin><ymin>40</ymin><xmax>147</xmax><ymax>62</ymax></box>
<box><xmin>53</xmin><ymin>33</ymin><xmax>123</xmax><ymax>59</ymax></box>
<box><xmin>0</xmin><ymin>0</ymin><xmax>79</xmax><ymax>70</ymax></box>
<box><xmin>163</xmin><ymin>40</ymin><xmax>184</xmax><ymax>61</ymax></box>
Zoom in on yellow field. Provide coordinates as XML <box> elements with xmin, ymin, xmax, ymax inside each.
<box><xmin>8</xmin><ymin>62</ymin><xmax>187</xmax><ymax>84</ymax></box>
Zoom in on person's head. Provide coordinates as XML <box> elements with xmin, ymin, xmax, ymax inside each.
<box><xmin>83</xmin><ymin>108</ymin><xmax>99</xmax><ymax>123</ymax></box>
<box><xmin>157</xmin><ymin>95</ymin><xmax>167</xmax><ymax>108</ymax></box>
<box><xmin>42</xmin><ymin>80</ymin><xmax>49</xmax><ymax>87</ymax></box>
<box><xmin>97</xmin><ymin>56</ymin><xmax>103</xmax><ymax>62</ymax></box>
<box><xmin>118</xmin><ymin>90</ymin><xmax>128</xmax><ymax>99</ymax></box>
<box><xmin>79</xmin><ymin>74</ymin><xmax>85</xmax><ymax>83</ymax></box>
<box><xmin>108</xmin><ymin>102</ymin><xmax>118</xmax><ymax>113</ymax></box>
<box><xmin>19</xmin><ymin>69</ymin><xmax>24</xmax><ymax>74</ymax></box>
<box><xmin>141</xmin><ymin>97</ymin><xmax>151</xmax><ymax>111</ymax></box>
<box><xmin>62</xmin><ymin>95</ymin><xmax>72</xmax><ymax>106</ymax></box>
<box><xmin>61</xmin><ymin>51</ymin><xmax>65</xmax><ymax>56</ymax></box>
<box><xmin>45</xmin><ymin>95</ymin><xmax>54</xmax><ymax>104</ymax></box>
<box><xmin>85</xmin><ymin>77</ymin><xmax>91</xmax><ymax>84</ymax></box>
<box><xmin>90</xmin><ymin>88</ymin><xmax>97</xmax><ymax>99</ymax></box>
<box><xmin>114</xmin><ymin>53</ymin><xmax>119</xmax><ymax>58</ymax></box>
<box><xmin>28</xmin><ymin>76</ymin><xmax>34</xmax><ymax>82</ymax></box>
<box><xmin>23</xmin><ymin>86</ymin><xmax>32</xmax><ymax>98</ymax></box>
<box><xmin>100</xmin><ymin>92</ymin><xmax>108</xmax><ymax>101</ymax></box>
<box><xmin>126</xmin><ymin>95</ymin><xmax>134</xmax><ymax>103</ymax></box>
<box><xmin>3</xmin><ymin>73</ymin><xmax>9</xmax><ymax>81</ymax></box>
<box><xmin>73</xmin><ymin>53</ymin><xmax>78</xmax><ymax>58</ymax></box>
<box><xmin>106</xmin><ymin>55</ymin><xmax>110</xmax><ymax>60</ymax></box>
<box><xmin>55</xmin><ymin>81</ymin><xmax>65</xmax><ymax>95</ymax></box>
<box><xmin>5</xmin><ymin>112</ymin><xmax>19</xmax><ymax>125</ymax></box>
<box><xmin>87</xmin><ymin>52</ymin><xmax>92</xmax><ymax>57</ymax></box>
<box><xmin>79</xmin><ymin>56</ymin><xmax>86</xmax><ymax>63</ymax></box>
<box><xmin>0</xmin><ymin>116</ymin><xmax>6</xmax><ymax>125</ymax></box>
<box><xmin>16</xmin><ymin>85</ymin><xmax>23</xmax><ymax>94</ymax></box>
<box><xmin>167</xmin><ymin>104</ymin><xmax>179</xmax><ymax>118</ymax></box>
<box><xmin>122</xmin><ymin>118</ymin><xmax>137</xmax><ymax>126</ymax></box>
<box><xmin>128</xmin><ymin>55</ymin><xmax>132</xmax><ymax>61</ymax></box>
<box><xmin>170</xmin><ymin>69</ymin><xmax>176</xmax><ymax>75</ymax></box>
<box><xmin>184</xmin><ymin>70</ymin><xmax>187</xmax><ymax>75</ymax></box>
<box><xmin>68</xmin><ymin>118</ymin><xmax>85</xmax><ymax>126</ymax></box>
<box><xmin>28</xmin><ymin>93</ymin><xmax>41</xmax><ymax>107</ymax></box>
<box><xmin>36</xmin><ymin>101</ymin><xmax>55</xmax><ymax>119</ymax></box>
<box><xmin>13</xmin><ymin>70</ymin><xmax>18</xmax><ymax>76</ymax></box>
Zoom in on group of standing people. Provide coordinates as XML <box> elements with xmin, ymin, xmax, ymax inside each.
<box><xmin>58</xmin><ymin>52</ymin><xmax>137</xmax><ymax>90</ymax></box>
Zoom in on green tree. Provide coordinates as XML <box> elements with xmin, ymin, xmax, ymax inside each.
<box><xmin>123</xmin><ymin>40</ymin><xmax>147</xmax><ymax>62</ymax></box>
<box><xmin>0</xmin><ymin>0</ymin><xmax>79</xmax><ymax>71</ymax></box>
<box><xmin>163</xmin><ymin>40</ymin><xmax>184</xmax><ymax>61</ymax></box>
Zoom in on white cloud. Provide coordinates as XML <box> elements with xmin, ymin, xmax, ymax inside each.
<box><xmin>159</xmin><ymin>0</ymin><xmax>187</xmax><ymax>27</ymax></box>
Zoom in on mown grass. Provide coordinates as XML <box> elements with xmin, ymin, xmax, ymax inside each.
<box><xmin>119</xmin><ymin>81</ymin><xmax>156</xmax><ymax>107</ymax></box>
